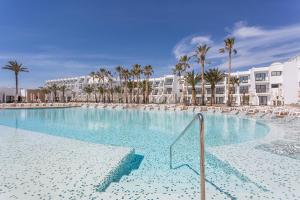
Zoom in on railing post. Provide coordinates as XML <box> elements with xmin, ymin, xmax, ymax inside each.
<box><xmin>198</xmin><ymin>114</ymin><xmax>205</xmax><ymax>200</ymax></box>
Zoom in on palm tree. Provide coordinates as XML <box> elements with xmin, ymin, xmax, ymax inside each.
<box><xmin>195</xmin><ymin>45</ymin><xmax>210</xmax><ymax>106</ymax></box>
<box><xmin>122</xmin><ymin>68</ymin><xmax>131</xmax><ymax>103</ymax></box>
<box><xmin>106</xmin><ymin>70</ymin><xmax>114</xmax><ymax>103</ymax></box>
<box><xmin>59</xmin><ymin>85</ymin><xmax>68</xmax><ymax>102</ymax></box>
<box><xmin>204</xmin><ymin>68</ymin><xmax>225</xmax><ymax>106</ymax></box>
<box><xmin>2</xmin><ymin>61</ymin><xmax>29</xmax><ymax>102</ymax></box>
<box><xmin>219</xmin><ymin>37</ymin><xmax>237</xmax><ymax>106</ymax></box>
<box><xmin>230</xmin><ymin>76</ymin><xmax>240</xmax><ymax>106</ymax></box>
<box><xmin>178</xmin><ymin>55</ymin><xmax>190</xmax><ymax>71</ymax></box>
<box><xmin>39</xmin><ymin>86</ymin><xmax>51</xmax><ymax>102</ymax></box>
<box><xmin>185</xmin><ymin>70</ymin><xmax>200</xmax><ymax>105</ymax></box>
<box><xmin>48</xmin><ymin>84</ymin><xmax>59</xmax><ymax>102</ymax></box>
<box><xmin>83</xmin><ymin>85</ymin><xmax>94</xmax><ymax>102</ymax></box>
<box><xmin>143</xmin><ymin>65</ymin><xmax>154</xmax><ymax>104</ymax></box>
<box><xmin>172</xmin><ymin>63</ymin><xmax>185</xmax><ymax>103</ymax></box>
<box><xmin>89</xmin><ymin>71</ymin><xmax>98</xmax><ymax>102</ymax></box>
<box><xmin>114</xmin><ymin>85</ymin><xmax>122</xmax><ymax>103</ymax></box>
<box><xmin>177</xmin><ymin>55</ymin><xmax>191</xmax><ymax>104</ymax></box>
<box><xmin>127</xmin><ymin>80</ymin><xmax>134</xmax><ymax>103</ymax></box>
<box><xmin>132</xmin><ymin>64</ymin><xmax>142</xmax><ymax>103</ymax></box>
<box><xmin>97</xmin><ymin>68</ymin><xmax>107</xmax><ymax>103</ymax></box>
<box><xmin>96</xmin><ymin>86</ymin><xmax>104</xmax><ymax>102</ymax></box>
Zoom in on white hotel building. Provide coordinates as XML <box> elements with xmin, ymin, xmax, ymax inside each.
<box><xmin>45</xmin><ymin>55</ymin><xmax>300</xmax><ymax>106</ymax></box>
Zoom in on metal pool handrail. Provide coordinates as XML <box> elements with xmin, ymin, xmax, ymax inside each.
<box><xmin>169</xmin><ymin>113</ymin><xmax>205</xmax><ymax>200</ymax></box>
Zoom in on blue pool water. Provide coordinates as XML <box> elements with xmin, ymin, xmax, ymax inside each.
<box><xmin>0</xmin><ymin>108</ymin><xmax>269</xmax><ymax>197</ymax></box>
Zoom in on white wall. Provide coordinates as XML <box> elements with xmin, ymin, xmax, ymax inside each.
<box><xmin>282</xmin><ymin>56</ymin><xmax>300</xmax><ymax>104</ymax></box>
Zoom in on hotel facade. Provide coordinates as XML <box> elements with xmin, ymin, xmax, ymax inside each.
<box><xmin>45</xmin><ymin>55</ymin><xmax>300</xmax><ymax>106</ymax></box>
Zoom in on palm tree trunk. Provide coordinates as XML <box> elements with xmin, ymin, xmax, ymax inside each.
<box><xmin>211</xmin><ymin>85</ymin><xmax>215</xmax><ymax>106</ymax></box>
<box><xmin>201</xmin><ymin>61</ymin><xmax>205</xmax><ymax>106</ymax></box>
<box><xmin>125</xmin><ymin>80</ymin><xmax>128</xmax><ymax>103</ymax></box>
<box><xmin>54</xmin><ymin>91</ymin><xmax>57</xmax><ymax>102</ymax></box>
<box><xmin>137</xmin><ymin>77</ymin><xmax>139</xmax><ymax>104</ymax></box>
<box><xmin>15</xmin><ymin>73</ymin><xmax>18</xmax><ymax>103</ymax></box>
<box><xmin>146</xmin><ymin>78</ymin><xmax>149</xmax><ymax>104</ymax></box>
<box><xmin>192</xmin><ymin>85</ymin><xmax>196</xmax><ymax>106</ymax></box>
<box><xmin>227</xmin><ymin>51</ymin><xmax>232</xmax><ymax>106</ymax></box>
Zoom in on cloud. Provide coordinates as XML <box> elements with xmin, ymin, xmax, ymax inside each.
<box><xmin>173</xmin><ymin>35</ymin><xmax>213</xmax><ymax>59</ymax></box>
<box><xmin>173</xmin><ymin>22</ymin><xmax>300</xmax><ymax>70</ymax></box>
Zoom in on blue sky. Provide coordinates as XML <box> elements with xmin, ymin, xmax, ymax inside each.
<box><xmin>0</xmin><ymin>0</ymin><xmax>300</xmax><ymax>88</ymax></box>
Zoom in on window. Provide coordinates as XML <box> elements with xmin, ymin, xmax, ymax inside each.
<box><xmin>271</xmin><ymin>84</ymin><xmax>279</xmax><ymax>88</ymax></box>
<box><xmin>271</xmin><ymin>71</ymin><xmax>282</xmax><ymax>76</ymax></box>
<box><xmin>230</xmin><ymin>87</ymin><xmax>236</xmax><ymax>94</ymax></box>
<box><xmin>216</xmin><ymin>97</ymin><xmax>224</xmax><ymax>104</ymax></box>
<box><xmin>165</xmin><ymin>79</ymin><xmax>173</xmax><ymax>85</ymax></box>
<box><xmin>258</xmin><ymin>96</ymin><xmax>268</xmax><ymax>105</ymax></box>
<box><xmin>166</xmin><ymin>88</ymin><xmax>172</xmax><ymax>94</ymax></box>
<box><xmin>256</xmin><ymin>85</ymin><xmax>267</xmax><ymax>93</ymax></box>
<box><xmin>216</xmin><ymin>87</ymin><xmax>224</xmax><ymax>94</ymax></box>
<box><xmin>239</xmin><ymin>76</ymin><xmax>249</xmax><ymax>83</ymax></box>
<box><xmin>206</xmin><ymin>88</ymin><xmax>211</xmax><ymax>94</ymax></box>
<box><xmin>239</xmin><ymin>86</ymin><xmax>249</xmax><ymax>94</ymax></box>
<box><xmin>255</xmin><ymin>73</ymin><xmax>267</xmax><ymax>81</ymax></box>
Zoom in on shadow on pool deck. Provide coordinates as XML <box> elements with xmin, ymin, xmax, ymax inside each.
<box><xmin>99</xmin><ymin>154</ymin><xmax>144</xmax><ymax>192</ymax></box>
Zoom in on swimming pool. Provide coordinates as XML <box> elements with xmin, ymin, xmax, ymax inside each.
<box><xmin>0</xmin><ymin>108</ymin><xmax>269</xmax><ymax>198</ymax></box>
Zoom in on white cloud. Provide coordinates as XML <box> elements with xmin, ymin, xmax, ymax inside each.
<box><xmin>173</xmin><ymin>35</ymin><xmax>213</xmax><ymax>59</ymax></box>
<box><xmin>190</xmin><ymin>36</ymin><xmax>213</xmax><ymax>45</ymax></box>
<box><xmin>173</xmin><ymin>22</ymin><xmax>300</xmax><ymax>70</ymax></box>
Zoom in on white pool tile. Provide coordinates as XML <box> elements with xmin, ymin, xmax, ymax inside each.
<box><xmin>0</xmin><ymin>125</ymin><xmax>134</xmax><ymax>199</ymax></box>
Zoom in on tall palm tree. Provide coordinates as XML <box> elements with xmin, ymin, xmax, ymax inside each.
<box><xmin>204</xmin><ymin>68</ymin><xmax>225</xmax><ymax>106</ymax></box>
<box><xmin>127</xmin><ymin>80</ymin><xmax>134</xmax><ymax>103</ymax></box>
<box><xmin>177</xmin><ymin>55</ymin><xmax>191</xmax><ymax>104</ymax></box>
<box><xmin>230</xmin><ymin>76</ymin><xmax>240</xmax><ymax>106</ymax></box>
<box><xmin>219</xmin><ymin>37</ymin><xmax>237</xmax><ymax>106</ymax></box>
<box><xmin>59</xmin><ymin>85</ymin><xmax>68</xmax><ymax>102</ymax></box>
<box><xmin>83</xmin><ymin>85</ymin><xmax>94</xmax><ymax>102</ymax></box>
<box><xmin>106</xmin><ymin>70</ymin><xmax>114</xmax><ymax>103</ymax></box>
<box><xmin>96</xmin><ymin>86</ymin><xmax>104</xmax><ymax>102</ymax></box>
<box><xmin>132</xmin><ymin>64</ymin><xmax>142</xmax><ymax>103</ymax></box>
<box><xmin>48</xmin><ymin>84</ymin><xmax>59</xmax><ymax>102</ymax></box>
<box><xmin>143</xmin><ymin>65</ymin><xmax>154</xmax><ymax>104</ymax></box>
<box><xmin>195</xmin><ymin>44</ymin><xmax>210</xmax><ymax>106</ymax></box>
<box><xmin>178</xmin><ymin>55</ymin><xmax>190</xmax><ymax>71</ymax></box>
<box><xmin>115</xmin><ymin>66</ymin><xmax>124</xmax><ymax>103</ymax></box>
<box><xmin>172</xmin><ymin>63</ymin><xmax>185</xmax><ymax>104</ymax></box>
<box><xmin>121</xmin><ymin>68</ymin><xmax>131</xmax><ymax>103</ymax></box>
<box><xmin>185</xmin><ymin>70</ymin><xmax>200</xmax><ymax>105</ymax></box>
<box><xmin>114</xmin><ymin>85</ymin><xmax>122</xmax><ymax>103</ymax></box>
<box><xmin>2</xmin><ymin>61</ymin><xmax>29</xmax><ymax>102</ymax></box>
<box><xmin>97</xmin><ymin>68</ymin><xmax>107</xmax><ymax>103</ymax></box>
<box><xmin>89</xmin><ymin>71</ymin><xmax>98</xmax><ymax>102</ymax></box>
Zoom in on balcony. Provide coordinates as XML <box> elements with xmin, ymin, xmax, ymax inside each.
<box><xmin>256</xmin><ymin>88</ymin><xmax>269</xmax><ymax>93</ymax></box>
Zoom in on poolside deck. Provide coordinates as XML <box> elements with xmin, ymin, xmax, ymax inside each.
<box><xmin>0</xmin><ymin>125</ymin><xmax>135</xmax><ymax>199</ymax></box>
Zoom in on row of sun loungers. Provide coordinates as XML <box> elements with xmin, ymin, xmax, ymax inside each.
<box><xmin>78</xmin><ymin>103</ymin><xmax>299</xmax><ymax>118</ymax></box>
<box><xmin>0</xmin><ymin>103</ymin><xmax>81</xmax><ymax>109</ymax></box>
<box><xmin>1</xmin><ymin>102</ymin><xmax>299</xmax><ymax>121</ymax></box>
